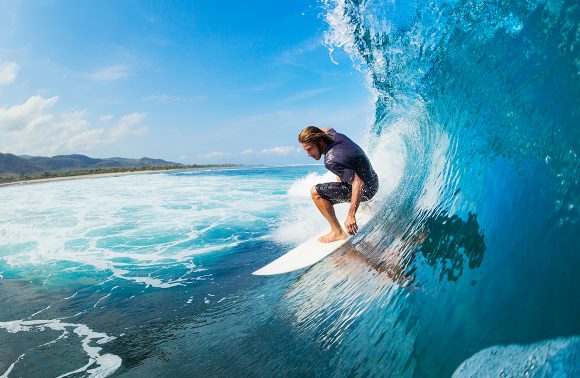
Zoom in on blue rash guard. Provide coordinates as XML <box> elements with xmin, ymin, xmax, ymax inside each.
<box><xmin>315</xmin><ymin>128</ymin><xmax>379</xmax><ymax>205</ymax></box>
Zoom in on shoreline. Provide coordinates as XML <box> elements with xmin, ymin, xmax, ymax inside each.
<box><xmin>0</xmin><ymin>167</ymin><xmax>232</xmax><ymax>188</ymax></box>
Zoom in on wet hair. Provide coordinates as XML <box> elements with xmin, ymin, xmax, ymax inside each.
<box><xmin>298</xmin><ymin>126</ymin><xmax>334</xmax><ymax>150</ymax></box>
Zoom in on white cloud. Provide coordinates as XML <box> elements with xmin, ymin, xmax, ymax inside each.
<box><xmin>260</xmin><ymin>146</ymin><xmax>300</xmax><ymax>155</ymax></box>
<box><xmin>110</xmin><ymin>112</ymin><xmax>148</xmax><ymax>139</ymax></box>
<box><xmin>99</xmin><ymin>114</ymin><xmax>113</xmax><ymax>122</ymax></box>
<box><xmin>0</xmin><ymin>61</ymin><xmax>20</xmax><ymax>85</ymax></box>
<box><xmin>87</xmin><ymin>64</ymin><xmax>132</xmax><ymax>81</ymax></box>
<box><xmin>200</xmin><ymin>151</ymin><xmax>228</xmax><ymax>159</ymax></box>
<box><xmin>0</xmin><ymin>96</ymin><xmax>148</xmax><ymax>155</ymax></box>
<box><xmin>277</xmin><ymin>38</ymin><xmax>321</xmax><ymax>67</ymax></box>
<box><xmin>0</xmin><ymin>96</ymin><xmax>58</xmax><ymax>132</ymax></box>
<box><xmin>240</xmin><ymin>146</ymin><xmax>300</xmax><ymax>156</ymax></box>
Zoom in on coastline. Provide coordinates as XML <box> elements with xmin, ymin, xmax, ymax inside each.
<box><xmin>0</xmin><ymin>167</ymin><xmax>232</xmax><ymax>188</ymax></box>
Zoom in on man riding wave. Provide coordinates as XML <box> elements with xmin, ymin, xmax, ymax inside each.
<box><xmin>298</xmin><ymin>126</ymin><xmax>379</xmax><ymax>243</ymax></box>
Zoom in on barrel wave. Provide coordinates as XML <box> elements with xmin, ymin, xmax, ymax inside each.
<box><xmin>297</xmin><ymin>0</ymin><xmax>579</xmax><ymax>375</ymax></box>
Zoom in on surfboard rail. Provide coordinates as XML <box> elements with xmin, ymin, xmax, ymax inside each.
<box><xmin>252</xmin><ymin>211</ymin><xmax>372</xmax><ymax>276</ymax></box>
<box><xmin>252</xmin><ymin>236</ymin><xmax>349</xmax><ymax>275</ymax></box>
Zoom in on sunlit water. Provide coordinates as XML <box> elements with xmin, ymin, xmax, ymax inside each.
<box><xmin>0</xmin><ymin>166</ymin><xmax>353</xmax><ymax>376</ymax></box>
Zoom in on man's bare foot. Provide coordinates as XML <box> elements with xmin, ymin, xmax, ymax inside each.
<box><xmin>319</xmin><ymin>230</ymin><xmax>348</xmax><ymax>243</ymax></box>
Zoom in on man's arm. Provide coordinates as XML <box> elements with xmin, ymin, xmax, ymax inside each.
<box><xmin>344</xmin><ymin>173</ymin><xmax>364</xmax><ymax>235</ymax></box>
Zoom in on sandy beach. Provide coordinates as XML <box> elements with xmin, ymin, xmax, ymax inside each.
<box><xmin>0</xmin><ymin>168</ymin><xmax>191</xmax><ymax>188</ymax></box>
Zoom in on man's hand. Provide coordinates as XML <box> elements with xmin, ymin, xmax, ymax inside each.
<box><xmin>344</xmin><ymin>214</ymin><xmax>358</xmax><ymax>235</ymax></box>
<box><xmin>345</xmin><ymin>173</ymin><xmax>364</xmax><ymax>235</ymax></box>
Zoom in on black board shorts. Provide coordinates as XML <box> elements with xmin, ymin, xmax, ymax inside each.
<box><xmin>315</xmin><ymin>181</ymin><xmax>378</xmax><ymax>205</ymax></box>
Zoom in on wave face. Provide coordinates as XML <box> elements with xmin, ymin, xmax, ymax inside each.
<box><xmin>286</xmin><ymin>0</ymin><xmax>579</xmax><ymax>375</ymax></box>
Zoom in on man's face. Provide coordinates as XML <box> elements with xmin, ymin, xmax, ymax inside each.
<box><xmin>301</xmin><ymin>142</ymin><xmax>322</xmax><ymax>160</ymax></box>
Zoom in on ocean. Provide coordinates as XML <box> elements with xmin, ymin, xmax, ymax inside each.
<box><xmin>2</xmin><ymin>0</ymin><xmax>579</xmax><ymax>377</ymax></box>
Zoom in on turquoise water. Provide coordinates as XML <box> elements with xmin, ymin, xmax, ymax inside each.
<box><xmin>2</xmin><ymin>0</ymin><xmax>580</xmax><ymax>376</ymax></box>
<box><xmin>0</xmin><ymin>166</ymin><xmax>341</xmax><ymax>376</ymax></box>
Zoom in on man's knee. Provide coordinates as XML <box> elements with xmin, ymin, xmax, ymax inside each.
<box><xmin>310</xmin><ymin>185</ymin><xmax>319</xmax><ymax>199</ymax></box>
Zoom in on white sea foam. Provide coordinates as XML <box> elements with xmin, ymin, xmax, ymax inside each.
<box><xmin>0</xmin><ymin>353</ymin><xmax>26</xmax><ymax>378</ymax></box>
<box><xmin>452</xmin><ymin>336</ymin><xmax>580</xmax><ymax>377</ymax></box>
<box><xmin>286</xmin><ymin>170</ymin><xmax>336</xmax><ymax>198</ymax></box>
<box><xmin>28</xmin><ymin>304</ymin><xmax>51</xmax><ymax>318</ymax></box>
<box><xmin>367</xmin><ymin>123</ymin><xmax>406</xmax><ymax>201</ymax></box>
<box><xmin>0</xmin><ymin>170</ymin><xmax>292</xmax><ymax>288</ymax></box>
<box><xmin>0</xmin><ymin>319</ymin><xmax>121</xmax><ymax>378</ymax></box>
<box><xmin>272</xmin><ymin>170</ymin><xmax>347</xmax><ymax>245</ymax></box>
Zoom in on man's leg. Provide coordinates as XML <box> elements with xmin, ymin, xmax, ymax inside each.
<box><xmin>311</xmin><ymin>186</ymin><xmax>348</xmax><ymax>243</ymax></box>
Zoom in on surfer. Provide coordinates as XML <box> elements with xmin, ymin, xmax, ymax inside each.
<box><xmin>298</xmin><ymin>126</ymin><xmax>379</xmax><ymax>243</ymax></box>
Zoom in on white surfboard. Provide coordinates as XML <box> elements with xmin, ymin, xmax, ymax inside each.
<box><xmin>253</xmin><ymin>213</ymin><xmax>372</xmax><ymax>276</ymax></box>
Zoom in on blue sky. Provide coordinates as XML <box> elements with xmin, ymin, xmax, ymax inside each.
<box><xmin>0</xmin><ymin>0</ymin><xmax>372</xmax><ymax>165</ymax></box>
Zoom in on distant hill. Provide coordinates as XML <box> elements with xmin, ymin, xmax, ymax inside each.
<box><xmin>0</xmin><ymin>153</ymin><xmax>184</xmax><ymax>176</ymax></box>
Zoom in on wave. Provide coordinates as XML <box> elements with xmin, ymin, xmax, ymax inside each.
<box><xmin>278</xmin><ymin>0</ymin><xmax>580</xmax><ymax>375</ymax></box>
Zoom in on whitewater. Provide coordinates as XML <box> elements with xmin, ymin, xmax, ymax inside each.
<box><xmin>1</xmin><ymin>0</ymin><xmax>579</xmax><ymax>377</ymax></box>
